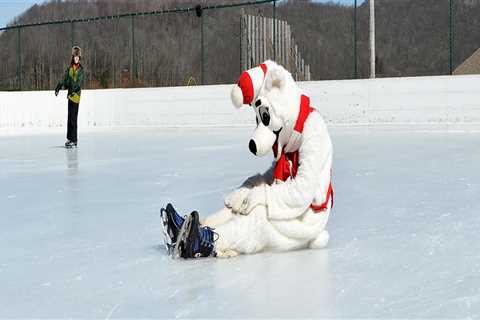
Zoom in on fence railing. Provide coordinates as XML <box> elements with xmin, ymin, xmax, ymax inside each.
<box><xmin>0</xmin><ymin>0</ymin><xmax>476</xmax><ymax>92</ymax></box>
<box><xmin>241</xmin><ymin>14</ymin><xmax>311</xmax><ymax>80</ymax></box>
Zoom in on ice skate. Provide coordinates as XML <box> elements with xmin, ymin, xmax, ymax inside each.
<box><xmin>174</xmin><ymin>211</ymin><xmax>217</xmax><ymax>259</ymax></box>
<box><xmin>160</xmin><ymin>203</ymin><xmax>186</xmax><ymax>255</ymax></box>
<box><xmin>65</xmin><ymin>140</ymin><xmax>77</xmax><ymax>148</ymax></box>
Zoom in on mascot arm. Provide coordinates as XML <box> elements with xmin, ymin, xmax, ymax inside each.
<box><xmin>241</xmin><ymin>162</ymin><xmax>275</xmax><ymax>188</ymax></box>
<box><xmin>266</xmin><ymin>132</ymin><xmax>332</xmax><ymax>220</ymax></box>
<box><xmin>225</xmin><ymin>163</ymin><xmax>275</xmax><ymax>212</ymax></box>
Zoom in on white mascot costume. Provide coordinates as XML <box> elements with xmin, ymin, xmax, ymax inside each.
<box><xmin>204</xmin><ymin>60</ymin><xmax>334</xmax><ymax>258</ymax></box>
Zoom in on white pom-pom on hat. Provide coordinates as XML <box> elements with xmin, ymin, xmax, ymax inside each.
<box><xmin>230</xmin><ymin>84</ymin><xmax>245</xmax><ymax>109</ymax></box>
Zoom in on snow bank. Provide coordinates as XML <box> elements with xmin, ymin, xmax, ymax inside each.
<box><xmin>1</xmin><ymin>75</ymin><xmax>480</xmax><ymax>133</ymax></box>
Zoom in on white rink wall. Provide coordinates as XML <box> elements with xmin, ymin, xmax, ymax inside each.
<box><xmin>304</xmin><ymin>75</ymin><xmax>480</xmax><ymax>125</ymax></box>
<box><xmin>1</xmin><ymin>75</ymin><xmax>480</xmax><ymax>133</ymax></box>
<box><xmin>0</xmin><ymin>85</ymin><xmax>250</xmax><ymax>130</ymax></box>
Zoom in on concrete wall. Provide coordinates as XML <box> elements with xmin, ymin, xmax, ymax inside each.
<box><xmin>1</xmin><ymin>75</ymin><xmax>480</xmax><ymax>133</ymax></box>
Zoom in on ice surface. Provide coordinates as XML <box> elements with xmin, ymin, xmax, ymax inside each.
<box><xmin>1</xmin><ymin>127</ymin><xmax>479</xmax><ymax>318</ymax></box>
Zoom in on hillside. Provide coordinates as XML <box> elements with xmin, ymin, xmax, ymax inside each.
<box><xmin>1</xmin><ymin>0</ymin><xmax>479</xmax><ymax>90</ymax></box>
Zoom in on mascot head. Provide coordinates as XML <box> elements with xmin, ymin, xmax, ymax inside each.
<box><xmin>231</xmin><ymin>62</ymin><xmax>304</xmax><ymax>160</ymax></box>
<box><xmin>252</xmin><ymin>65</ymin><xmax>304</xmax><ymax>160</ymax></box>
<box><xmin>231</xmin><ymin>60</ymin><xmax>303</xmax><ymax>160</ymax></box>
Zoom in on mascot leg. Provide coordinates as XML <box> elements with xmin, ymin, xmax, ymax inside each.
<box><xmin>214</xmin><ymin>205</ymin><xmax>270</xmax><ymax>257</ymax></box>
<box><xmin>213</xmin><ymin>207</ymin><xmax>328</xmax><ymax>257</ymax></box>
<box><xmin>270</xmin><ymin>209</ymin><xmax>330</xmax><ymax>240</ymax></box>
<box><xmin>202</xmin><ymin>207</ymin><xmax>234</xmax><ymax>228</ymax></box>
<box><xmin>270</xmin><ymin>209</ymin><xmax>330</xmax><ymax>250</ymax></box>
<box><xmin>265</xmin><ymin>227</ymin><xmax>313</xmax><ymax>252</ymax></box>
<box><xmin>308</xmin><ymin>230</ymin><xmax>330</xmax><ymax>249</ymax></box>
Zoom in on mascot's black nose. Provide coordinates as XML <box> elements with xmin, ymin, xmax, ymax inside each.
<box><xmin>249</xmin><ymin>139</ymin><xmax>257</xmax><ymax>155</ymax></box>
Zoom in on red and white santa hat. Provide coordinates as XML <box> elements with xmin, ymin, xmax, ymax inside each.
<box><xmin>230</xmin><ymin>61</ymin><xmax>273</xmax><ymax>108</ymax></box>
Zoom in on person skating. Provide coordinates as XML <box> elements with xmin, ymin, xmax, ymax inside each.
<box><xmin>55</xmin><ymin>46</ymin><xmax>84</xmax><ymax>148</ymax></box>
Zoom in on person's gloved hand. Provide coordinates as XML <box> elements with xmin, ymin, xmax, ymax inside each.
<box><xmin>54</xmin><ymin>84</ymin><xmax>61</xmax><ymax>97</ymax></box>
<box><xmin>225</xmin><ymin>187</ymin><xmax>250</xmax><ymax>214</ymax></box>
<box><xmin>238</xmin><ymin>185</ymin><xmax>267</xmax><ymax>215</ymax></box>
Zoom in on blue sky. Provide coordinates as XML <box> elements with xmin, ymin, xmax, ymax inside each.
<box><xmin>0</xmin><ymin>0</ymin><xmax>43</xmax><ymax>28</ymax></box>
<box><xmin>0</xmin><ymin>0</ymin><xmax>364</xmax><ymax>28</ymax></box>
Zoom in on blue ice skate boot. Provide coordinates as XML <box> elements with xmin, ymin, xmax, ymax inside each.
<box><xmin>174</xmin><ymin>211</ymin><xmax>218</xmax><ymax>259</ymax></box>
<box><xmin>160</xmin><ymin>203</ymin><xmax>186</xmax><ymax>255</ymax></box>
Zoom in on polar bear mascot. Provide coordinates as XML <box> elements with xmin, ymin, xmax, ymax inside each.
<box><xmin>160</xmin><ymin>60</ymin><xmax>334</xmax><ymax>259</ymax></box>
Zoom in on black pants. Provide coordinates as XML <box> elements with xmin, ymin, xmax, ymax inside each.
<box><xmin>67</xmin><ymin>99</ymin><xmax>79</xmax><ymax>142</ymax></box>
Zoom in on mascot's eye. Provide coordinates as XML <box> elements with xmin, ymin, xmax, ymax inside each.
<box><xmin>259</xmin><ymin>106</ymin><xmax>270</xmax><ymax>126</ymax></box>
<box><xmin>262</xmin><ymin>112</ymin><xmax>270</xmax><ymax>126</ymax></box>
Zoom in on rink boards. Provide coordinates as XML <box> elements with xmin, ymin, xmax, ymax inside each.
<box><xmin>1</xmin><ymin>74</ymin><xmax>480</xmax><ymax>132</ymax></box>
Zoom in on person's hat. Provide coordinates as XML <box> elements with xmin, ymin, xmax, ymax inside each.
<box><xmin>72</xmin><ymin>46</ymin><xmax>81</xmax><ymax>57</ymax></box>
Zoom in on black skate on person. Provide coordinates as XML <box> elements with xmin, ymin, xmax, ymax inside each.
<box><xmin>65</xmin><ymin>140</ymin><xmax>77</xmax><ymax>148</ymax></box>
<box><xmin>174</xmin><ymin>211</ymin><xmax>218</xmax><ymax>259</ymax></box>
<box><xmin>160</xmin><ymin>203</ymin><xmax>186</xmax><ymax>255</ymax></box>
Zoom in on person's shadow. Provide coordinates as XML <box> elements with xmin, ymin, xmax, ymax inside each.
<box><xmin>65</xmin><ymin>148</ymin><xmax>80</xmax><ymax>216</ymax></box>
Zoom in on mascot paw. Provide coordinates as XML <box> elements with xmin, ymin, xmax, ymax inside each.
<box><xmin>216</xmin><ymin>249</ymin><xmax>239</xmax><ymax>258</ymax></box>
<box><xmin>309</xmin><ymin>230</ymin><xmax>330</xmax><ymax>249</ymax></box>
<box><xmin>238</xmin><ymin>185</ymin><xmax>267</xmax><ymax>215</ymax></box>
<box><xmin>225</xmin><ymin>187</ymin><xmax>250</xmax><ymax>214</ymax></box>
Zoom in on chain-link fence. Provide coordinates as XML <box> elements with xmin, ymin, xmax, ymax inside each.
<box><xmin>0</xmin><ymin>0</ymin><xmax>479</xmax><ymax>91</ymax></box>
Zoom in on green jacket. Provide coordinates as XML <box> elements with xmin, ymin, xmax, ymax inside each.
<box><xmin>56</xmin><ymin>64</ymin><xmax>84</xmax><ymax>104</ymax></box>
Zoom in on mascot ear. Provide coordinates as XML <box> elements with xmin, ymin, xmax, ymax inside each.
<box><xmin>264</xmin><ymin>67</ymin><xmax>286</xmax><ymax>91</ymax></box>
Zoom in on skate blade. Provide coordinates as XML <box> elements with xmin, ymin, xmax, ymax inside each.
<box><xmin>160</xmin><ymin>208</ymin><xmax>173</xmax><ymax>254</ymax></box>
<box><xmin>172</xmin><ymin>214</ymin><xmax>193</xmax><ymax>259</ymax></box>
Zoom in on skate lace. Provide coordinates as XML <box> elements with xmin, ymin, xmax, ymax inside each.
<box><xmin>200</xmin><ymin>227</ymin><xmax>219</xmax><ymax>249</ymax></box>
<box><xmin>173</xmin><ymin>213</ymin><xmax>185</xmax><ymax>227</ymax></box>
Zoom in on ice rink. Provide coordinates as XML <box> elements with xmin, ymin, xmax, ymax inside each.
<box><xmin>1</xmin><ymin>126</ymin><xmax>479</xmax><ymax>318</ymax></box>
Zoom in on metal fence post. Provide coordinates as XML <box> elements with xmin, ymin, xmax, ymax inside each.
<box><xmin>17</xmin><ymin>27</ymin><xmax>22</xmax><ymax>91</ymax></box>
<box><xmin>194</xmin><ymin>5</ymin><xmax>204</xmax><ymax>85</ymax></box>
<box><xmin>273</xmin><ymin>0</ymin><xmax>276</xmax><ymax>61</ymax></box>
<box><xmin>201</xmin><ymin>13</ymin><xmax>204</xmax><ymax>85</ymax></box>
<box><xmin>70</xmin><ymin>21</ymin><xmax>74</xmax><ymax>47</ymax></box>
<box><xmin>131</xmin><ymin>15</ymin><xmax>135</xmax><ymax>82</ymax></box>
<box><xmin>449</xmin><ymin>0</ymin><xmax>454</xmax><ymax>75</ymax></box>
<box><xmin>353</xmin><ymin>0</ymin><xmax>358</xmax><ymax>79</ymax></box>
<box><xmin>369</xmin><ymin>0</ymin><xmax>375</xmax><ymax>79</ymax></box>
<box><xmin>240</xmin><ymin>15</ymin><xmax>243</xmax><ymax>74</ymax></box>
